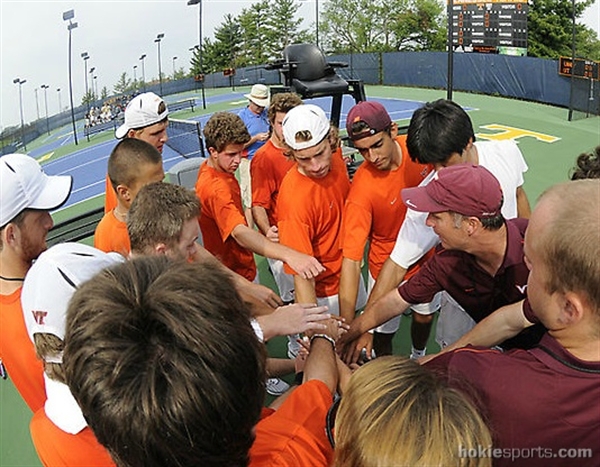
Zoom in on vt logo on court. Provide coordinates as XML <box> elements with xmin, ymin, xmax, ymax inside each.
<box><xmin>476</xmin><ymin>125</ymin><xmax>560</xmax><ymax>143</ymax></box>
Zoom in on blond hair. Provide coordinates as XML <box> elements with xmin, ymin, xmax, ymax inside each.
<box><xmin>334</xmin><ymin>356</ymin><xmax>492</xmax><ymax>467</ymax></box>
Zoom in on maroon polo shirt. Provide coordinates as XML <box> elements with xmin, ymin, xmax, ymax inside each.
<box><xmin>399</xmin><ymin>218</ymin><xmax>529</xmax><ymax>322</ymax></box>
<box><xmin>426</xmin><ymin>334</ymin><xmax>600</xmax><ymax>467</ymax></box>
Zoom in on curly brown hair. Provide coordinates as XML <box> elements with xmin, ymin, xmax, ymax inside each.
<box><xmin>203</xmin><ymin>112</ymin><xmax>251</xmax><ymax>152</ymax></box>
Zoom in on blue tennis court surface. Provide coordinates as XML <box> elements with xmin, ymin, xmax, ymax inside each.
<box><xmin>31</xmin><ymin>94</ymin><xmax>427</xmax><ymax>210</ymax></box>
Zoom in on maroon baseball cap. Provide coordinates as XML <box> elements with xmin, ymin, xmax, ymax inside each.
<box><xmin>401</xmin><ymin>164</ymin><xmax>503</xmax><ymax>218</ymax></box>
<box><xmin>346</xmin><ymin>101</ymin><xmax>392</xmax><ymax>141</ymax></box>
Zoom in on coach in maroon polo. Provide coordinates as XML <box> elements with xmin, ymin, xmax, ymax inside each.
<box><xmin>340</xmin><ymin>163</ymin><xmax>542</xmax><ymax>361</ymax></box>
<box><xmin>426</xmin><ymin>179</ymin><xmax>600</xmax><ymax>467</ymax></box>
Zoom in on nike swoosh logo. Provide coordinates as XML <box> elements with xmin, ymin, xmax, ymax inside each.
<box><xmin>405</xmin><ymin>199</ymin><xmax>417</xmax><ymax>208</ymax></box>
<box><xmin>390</xmin><ymin>197</ymin><xmax>397</xmax><ymax>205</ymax></box>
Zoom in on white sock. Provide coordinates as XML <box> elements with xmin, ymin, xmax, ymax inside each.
<box><xmin>410</xmin><ymin>346</ymin><xmax>426</xmax><ymax>360</ymax></box>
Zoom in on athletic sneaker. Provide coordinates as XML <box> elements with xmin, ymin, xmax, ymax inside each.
<box><xmin>266</xmin><ymin>377</ymin><xmax>290</xmax><ymax>396</ymax></box>
<box><xmin>287</xmin><ymin>333</ymin><xmax>301</xmax><ymax>359</ymax></box>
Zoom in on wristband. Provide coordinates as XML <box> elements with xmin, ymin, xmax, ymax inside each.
<box><xmin>250</xmin><ymin>318</ymin><xmax>264</xmax><ymax>343</ymax></box>
<box><xmin>294</xmin><ymin>371</ymin><xmax>304</xmax><ymax>386</ymax></box>
<box><xmin>310</xmin><ymin>333</ymin><xmax>336</xmax><ymax>348</ymax></box>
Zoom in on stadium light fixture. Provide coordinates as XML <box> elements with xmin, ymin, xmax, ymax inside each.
<box><xmin>41</xmin><ymin>84</ymin><xmax>50</xmax><ymax>135</ymax></box>
<box><xmin>139</xmin><ymin>54</ymin><xmax>147</xmax><ymax>92</ymax></box>
<box><xmin>187</xmin><ymin>0</ymin><xmax>207</xmax><ymax>109</ymax></box>
<box><xmin>13</xmin><ymin>78</ymin><xmax>27</xmax><ymax>150</ymax></box>
<box><xmin>63</xmin><ymin>9</ymin><xmax>79</xmax><ymax>145</ymax></box>
<box><xmin>81</xmin><ymin>52</ymin><xmax>90</xmax><ymax>113</ymax></box>
<box><xmin>155</xmin><ymin>33</ymin><xmax>165</xmax><ymax>95</ymax></box>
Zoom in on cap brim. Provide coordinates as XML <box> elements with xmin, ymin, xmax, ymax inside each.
<box><xmin>29</xmin><ymin>175</ymin><xmax>73</xmax><ymax>212</ymax></box>
<box><xmin>115</xmin><ymin>123</ymin><xmax>129</xmax><ymax>139</ymax></box>
<box><xmin>401</xmin><ymin>186</ymin><xmax>448</xmax><ymax>213</ymax></box>
<box><xmin>245</xmin><ymin>94</ymin><xmax>269</xmax><ymax>107</ymax></box>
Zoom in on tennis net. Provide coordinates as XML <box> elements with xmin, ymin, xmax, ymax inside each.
<box><xmin>166</xmin><ymin>118</ymin><xmax>205</xmax><ymax>158</ymax></box>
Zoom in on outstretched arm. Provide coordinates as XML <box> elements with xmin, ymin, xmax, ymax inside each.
<box><xmin>232</xmin><ymin>224</ymin><xmax>324</xmax><ymax>279</ymax></box>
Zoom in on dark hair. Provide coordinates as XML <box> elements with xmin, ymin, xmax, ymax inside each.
<box><xmin>108</xmin><ymin>138</ymin><xmax>162</xmax><ymax>190</ymax></box>
<box><xmin>407</xmin><ymin>99</ymin><xmax>475</xmax><ymax>164</ymax></box>
<box><xmin>64</xmin><ymin>256</ymin><xmax>266</xmax><ymax>467</ymax></box>
<box><xmin>267</xmin><ymin>92</ymin><xmax>303</xmax><ymax>125</ymax></box>
<box><xmin>127</xmin><ymin>182</ymin><xmax>200</xmax><ymax>254</ymax></box>
<box><xmin>203</xmin><ymin>112</ymin><xmax>251</xmax><ymax>153</ymax></box>
<box><xmin>570</xmin><ymin>146</ymin><xmax>600</xmax><ymax>180</ymax></box>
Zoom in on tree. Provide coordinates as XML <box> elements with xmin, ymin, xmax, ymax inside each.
<box><xmin>113</xmin><ymin>72</ymin><xmax>132</xmax><ymax>94</ymax></box>
<box><xmin>264</xmin><ymin>0</ymin><xmax>310</xmax><ymax>59</ymax></box>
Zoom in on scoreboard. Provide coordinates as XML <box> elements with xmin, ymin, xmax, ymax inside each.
<box><xmin>451</xmin><ymin>0</ymin><xmax>528</xmax><ymax>54</ymax></box>
<box><xmin>559</xmin><ymin>57</ymin><xmax>600</xmax><ymax>80</ymax></box>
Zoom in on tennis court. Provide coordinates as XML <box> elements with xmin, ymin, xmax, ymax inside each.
<box><xmin>1</xmin><ymin>84</ymin><xmax>598</xmax><ymax>466</ymax></box>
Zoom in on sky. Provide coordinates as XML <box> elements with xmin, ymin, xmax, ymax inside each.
<box><xmin>1</xmin><ymin>0</ymin><xmax>598</xmax><ymax>129</ymax></box>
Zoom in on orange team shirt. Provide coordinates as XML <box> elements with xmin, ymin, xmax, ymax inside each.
<box><xmin>30</xmin><ymin>409</ymin><xmax>115</xmax><ymax>467</ymax></box>
<box><xmin>250</xmin><ymin>139</ymin><xmax>295</xmax><ymax>227</ymax></box>
<box><xmin>93</xmin><ymin>211</ymin><xmax>131</xmax><ymax>256</ymax></box>
<box><xmin>343</xmin><ymin>135</ymin><xmax>432</xmax><ymax>279</ymax></box>
<box><xmin>278</xmin><ymin>154</ymin><xmax>350</xmax><ymax>297</ymax></box>
<box><xmin>250</xmin><ymin>380</ymin><xmax>334</xmax><ymax>466</ymax></box>
<box><xmin>0</xmin><ymin>288</ymin><xmax>45</xmax><ymax>412</ymax></box>
<box><xmin>104</xmin><ymin>174</ymin><xmax>117</xmax><ymax>214</ymax></box>
<box><xmin>195</xmin><ymin>161</ymin><xmax>257</xmax><ymax>282</ymax></box>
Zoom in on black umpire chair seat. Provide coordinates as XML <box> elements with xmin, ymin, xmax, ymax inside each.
<box><xmin>266</xmin><ymin>43</ymin><xmax>366</xmax><ymax>127</ymax></box>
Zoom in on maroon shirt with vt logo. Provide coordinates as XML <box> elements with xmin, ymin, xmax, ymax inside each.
<box><xmin>399</xmin><ymin>218</ymin><xmax>543</xmax><ymax>348</ymax></box>
<box><xmin>399</xmin><ymin>218</ymin><xmax>528</xmax><ymax>320</ymax></box>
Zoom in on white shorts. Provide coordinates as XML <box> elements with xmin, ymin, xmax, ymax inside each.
<box><xmin>238</xmin><ymin>158</ymin><xmax>251</xmax><ymax>209</ymax></box>
<box><xmin>317</xmin><ymin>274</ymin><xmax>368</xmax><ymax>317</ymax></box>
<box><xmin>367</xmin><ymin>272</ymin><xmax>441</xmax><ymax>334</ymax></box>
<box><xmin>267</xmin><ymin>257</ymin><xmax>295</xmax><ymax>303</ymax></box>
<box><xmin>435</xmin><ymin>291</ymin><xmax>476</xmax><ymax>348</ymax></box>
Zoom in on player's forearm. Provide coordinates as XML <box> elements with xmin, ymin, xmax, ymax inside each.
<box><xmin>516</xmin><ymin>186</ymin><xmax>532</xmax><ymax>219</ymax></box>
<box><xmin>251</xmin><ymin>206</ymin><xmax>271</xmax><ymax>236</ymax></box>
<box><xmin>347</xmin><ymin>289</ymin><xmax>409</xmax><ymax>341</ymax></box>
<box><xmin>339</xmin><ymin>258</ymin><xmax>362</xmax><ymax>324</ymax></box>
<box><xmin>441</xmin><ymin>300</ymin><xmax>531</xmax><ymax>353</ymax></box>
<box><xmin>294</xmin><ymin>275</ymin><xmax>317</xmax><ymax>305</ymax></box>
<box><xmin>303</xmin><ymin>337</ymin><xmax>338</xmax><ymax>394</ymax></box>
<box><xmin>366</xmin><ymin>258</ymin><xmax>407</xmax><ymax>307</ymax></box>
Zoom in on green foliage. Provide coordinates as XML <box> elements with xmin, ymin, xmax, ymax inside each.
<box><xmin>321</xmin><ymin>0</ymin><xmax>445</xmax><ymax>53</ymax></box>
<box><xmin>527</xmin><ymin>0</ymin><xmax>599</xmax><ymax>59</ymax></box>
<box><xmin>113</xmin><ymin>72</ymin><xmax>132</xmax><ymax>94</ymax></box>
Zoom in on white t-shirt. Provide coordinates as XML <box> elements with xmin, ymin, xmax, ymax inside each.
<box><xmin>389</xmin><ymin>139</ymin><xmax>528</xmax><ymax>269</ymax></box>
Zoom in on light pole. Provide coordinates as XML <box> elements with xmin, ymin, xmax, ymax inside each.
<box><xmin>89</xmin><ymin>67</ymin><xmax>96</xmax><ymax>101</ymax></box>
<box><xmin>63</xmin><ymin>9</ymin><xmax>78</xmax><ymax>145</ymax></box>
<box><xmin>41</xmin><ymin>84</ymin><xmax>50</xmax><ymax>135</ymax></box>
<box><xmin>57</xmin><ymin>88</ymin><xmax>62</xmax><ymax>114</ymax></box>
<box><xmin>93</xmin><ymin>76</ymin><xmax>98</xmax><ymax>98</ymax></box>
<box><xmin>172</xmin><ymin>56</ymin><xmax>178</xmax><ymax>79</ymax></box>
<box><xmin>133</xmin><ymin>65</ymin><xmax>138</xmax><ymax>89</ymax></box>
<box><xmin>154</xmin><ymin>33</ymin><xmax>165</xmax><ymax>95</ymax></box>
<box><xmin>13</xmin><ymin>78</ymin><xmax>27</xmax><ymax>150</ymax></box>
<box><xmin>34</xmin><ymin>88</ymin><xmax>40</xmax><ymax>119</ymax></box>
<box><xmin>139</xmin><ymin>54</ymin><xmax>147</xmax><ymax>92</ymax></box>
<box><xmin>187</xmin><ymin>0</ymin><xmax>207</xmax><ymax>109</ymax></box>
<box><xmin>81</xmin><ymin>51</ymin><xmax>90</xmax><ymax>113</ymax></box>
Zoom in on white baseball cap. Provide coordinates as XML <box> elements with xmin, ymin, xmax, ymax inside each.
<box><xmin>282</xmin><ymin>104</ymin><xmax>330</xmax><ymax>151</ymax></box>
<box><xmin>115</xmin><ymin>92</ymin><xmax>169</xmax><ymax>139</ymax></box>
<box><xmin>22</xmin><ymin>242</ymin><xmax>125</xmax><ymax>362</ymax></box>
<box><xmin>0</xmin><ymin>153</ymin><xmax>73</xmax><ymax>228</ymax></box>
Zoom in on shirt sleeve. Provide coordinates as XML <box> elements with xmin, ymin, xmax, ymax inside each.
<box><xmin>205</xmin><ymin>182</ymin><xmax>247</xmax><ymax>242</ymax></box>
<box><xmin>505</xmin><ymin>140</ymin><xmax>528</xmax><ymax>186</ymax></box>
<box><xmin>389</xmin><ymin>207</ymin><xmax>439</xmax><ymax>269</ymax></box>
<box><xmin>398</xmin><ymin>257</ymin><xmax>444</xmax><ymax>305</ymax></box>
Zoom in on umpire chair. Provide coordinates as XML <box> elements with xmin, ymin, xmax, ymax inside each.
<box><xmin>266</xmin><ymin>43</ymin><xmax>366</xmax><ymax>127</ymax></box>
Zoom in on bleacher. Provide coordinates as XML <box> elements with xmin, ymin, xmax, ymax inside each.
<box><xmin>168</xmin><ymin>98</ymin><xmax>195</xmax><ymax>113</ymax></box>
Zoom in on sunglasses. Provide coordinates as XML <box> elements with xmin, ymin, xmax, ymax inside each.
<box><xmin>326</xmin><ymin>394</ymin><xmax>341</xmax><ymax>448</ymax></box>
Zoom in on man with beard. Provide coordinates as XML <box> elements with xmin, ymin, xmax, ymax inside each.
<box><xmin>0</xmin><ymin>153</ymin><xmax>72</xmax><ymax>411</ymax></box>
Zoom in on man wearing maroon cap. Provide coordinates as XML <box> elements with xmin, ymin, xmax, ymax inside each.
<box><xmin>339</xmin><ymin>100</ymin><xmax>433</xmax><ymax>359</ymax></box>
<box><xmin>339</xmin><ymin>163</ymin><xmax>542</xmax><ymax>362</ymax></box>
<box><xmin>366</xmin><ymin>99</ymin><xmax>532</xmax><ymax>357</ymax></box>
<box><xmin>425</xmin><ymin>179</ymin><xmax>600</xmax><ymax>467</ymax></box>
